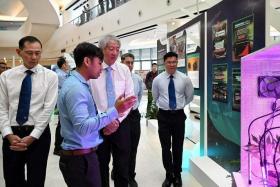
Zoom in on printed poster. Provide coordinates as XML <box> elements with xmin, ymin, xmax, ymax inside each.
<box><xmin>157</xmin><ymin>40</ymin><xmax>167</xmax><ymax>73</ymax></box>
<box><xmin>212</xmin><ymin>19</ymin><xmax>227</xmax><ymax>59</ymax></box>
<box><xmin>168</xmin><ymin>31</ymin><xmax>186</xmax><ymax>67</ymax></box>
<box><xmin>232</xmin><ymin>15</ymin><xmax>254</xmax><ymax>62</ymax></box>
<box><xmin>186</xmin><ymin>53</ymin><xmax>199</xmax><ymax>88</ymax></box>
<box><xmin>212</xmin><ymin>64</ymin><xmax>228</xmax><ymax>102</ymax></box>
<box><xmin>232</xmin><ymin>68</ymin><xmax>241</xmax><ymax>111</ymax></box>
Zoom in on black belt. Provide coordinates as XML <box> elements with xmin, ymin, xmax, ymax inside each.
<box><xmin>159</xmin><ymin>108</ymin><xmax>184</xmax><ymax>114</ymax></box>
<box><xmin>11</xmin><ymin>125</ymin><xmax>34</xmax><ymax>131</ymax></box>
<box><xmin>60</xmin><ymin>147</ymin><xmax>98</xmax><ymax>156</ymax></box>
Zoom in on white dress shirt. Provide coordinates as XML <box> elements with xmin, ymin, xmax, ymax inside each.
<box><xmin>152</xmin><ymin>71</ymin><xmax>194</xmax><ymax>110</ymax></box>
<box><xmin>0</xmin><ymin>64</ymin><xmax>58</xmax><ymax>139</ymax></box>
<box><xmin>88</xmin><ymin>62</ymin><xmax>134</xmax><ymax>122</ymax></box>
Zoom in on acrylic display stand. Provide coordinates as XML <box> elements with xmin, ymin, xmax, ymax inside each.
<box><xmin>240</xmin><ymin>43</ymin><xmax>280</xmax><ymax>187</ymax></box>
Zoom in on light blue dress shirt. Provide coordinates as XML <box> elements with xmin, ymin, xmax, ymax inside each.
<box><xmin>58</xmin><ymin>71</ymin><xmax>118</xmax><ymax>150</ymax></box>
<box><xmin>152</xmin><ymin>71</ymin><xmax>194</xmax><ymax>110</ymax></box>
<box><xmin>132</xmin><ymin>73</ymin><xmax>143</xmax><ymax>110</ymax></box>
<box><xmin>56</xmin><ymin>68</ymin><xmax>69</xmax><ymax>92</ymax></box>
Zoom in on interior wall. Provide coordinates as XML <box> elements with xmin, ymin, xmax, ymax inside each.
<box><xmin>43</xmin><ymin>0</ymin><xmax>220</xmax><ymax>58</ymax></box>
<box><xmin>206</xmin><ymin>0</ymin><xmax>265</xmax><ymax>172</ymax></box>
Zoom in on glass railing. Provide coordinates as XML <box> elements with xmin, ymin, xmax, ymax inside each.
<box><xmin>69</xmin><ymin>0</ymin><xmax>131</xmax><ymax>26</ymax></box>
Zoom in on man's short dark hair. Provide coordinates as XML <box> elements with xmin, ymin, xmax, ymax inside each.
<box><xmin>73</xmin><ymin>42</ymin><xmax>103</xmax><ymax>68</ymax></box>
<box><xmin>19</xmin><ymin>36</ymin><xmax>42</xmax><ymax>50</ymax></box>
<box><xmin>164</xmin><ymin>51</ymin><xmax>178</xmax><ymax>61</ymax></box>
<box><xmin>152</xmin><ymin>63</ymin><xmax>157</xmax><ymax>67</ymax></box>
<box><xmin>121</xmin><ymin>53</ymin><xmax>134</xmax><ymax>62</ymax></box>
<box><xmin>57</xmin><ymin>57</ymin><xmax>66</xmax><ymax>68</ymax></box>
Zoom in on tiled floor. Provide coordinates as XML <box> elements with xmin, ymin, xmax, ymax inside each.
<box><xmin>0</xmin><ymin>91</ymin><xmax>202</xmax><ymax>187</ymax></box>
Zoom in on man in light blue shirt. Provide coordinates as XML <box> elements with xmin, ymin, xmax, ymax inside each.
<box><xmin>152</xmin><ymin>52</ymin><xmax>194</xmax><ymax>187</ymax></box>
<box><xmin>58</xmin><ymin>42</ymin><xmax>136</xmax><ymax>187</ymax></box>
<box><xmin>56</xmin><ymin>57</ymin><xmax>69</xmax><ymax>92</ymax></box>
<box><xmin>112</xmin><ymin>53</ymin><xmax>143</xmax><ymax>187</ymax></box>
<box><xmin>54</xmin><ymin>57</ymin><xmax>69</xmax><ymax>155</ymax></box>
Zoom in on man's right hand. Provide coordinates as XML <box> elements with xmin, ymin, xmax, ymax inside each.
<box><xmin>115</xmin><ymin>95</ymin><xmax>136</xmax><ymax>115</ymax></box>
<box><xmin>6</xmin><ymin>134</ymin><xmax>27</xmax><ymax>151</ymax></box>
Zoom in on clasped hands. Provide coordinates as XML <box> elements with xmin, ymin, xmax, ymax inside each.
<box><xmin>6</xmin><ymin>134</ymin><xmax>35</xmax><ymax>151</ymax></box>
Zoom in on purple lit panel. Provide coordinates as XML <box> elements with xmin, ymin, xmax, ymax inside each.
<box><xmin>241</xmin><ymin>43</ymin><xmax>280</xmax><ymax>186</ymax></box>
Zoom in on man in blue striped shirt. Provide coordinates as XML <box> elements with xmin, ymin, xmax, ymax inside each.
<box><xmin>58</xmin><ymin>42</ymin><xmax>136</xmax><ymax>187</ymax></box>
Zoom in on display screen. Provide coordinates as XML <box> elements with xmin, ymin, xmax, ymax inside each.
<box><xmin>258</xmin><ymin>76</ymin><xmax>280</xmax><ymax>98</ymax></box>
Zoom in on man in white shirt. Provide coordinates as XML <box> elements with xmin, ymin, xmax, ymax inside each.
<box><xmin>89</xmin><ymin>35</ymin><xmax>134</xmax><ymax>187</ymax></box>
<box><xmin>152</xmin><ymin>52</ymin><xmax>193</xmax><ymax>187</ymax></box>
<box><xmin>0</xmin><ymin>36</ymin><xmax>58</xmax><ymax>187</ymax></box>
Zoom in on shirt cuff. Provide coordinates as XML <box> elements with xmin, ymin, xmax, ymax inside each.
<box><xmin>107</xmin><ymin>107</ymin><xmax>118</xmax><ymax>121</ymax></box>
<box><xmin>1</xmin><ymin>126</ymin><xmax>13</xmax><ymax>138</ymax></box>
<box><xmin>30</xmin><ymin>128</ymin><xmax>43</xmax><ymax>139</ymax></box>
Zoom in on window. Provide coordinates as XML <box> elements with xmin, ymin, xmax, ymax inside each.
<box><xmin>128</xmin><ymin>48</ymin><xmax>157</xmax><ymax>71</ymax></box>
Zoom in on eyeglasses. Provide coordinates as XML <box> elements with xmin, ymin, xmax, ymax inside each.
<box><xmin>165</xmin><ymin>61</ymin><xmax>178</xmax><ymax>65</ymax></box>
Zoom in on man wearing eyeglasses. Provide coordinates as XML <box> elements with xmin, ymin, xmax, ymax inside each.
<box><xmin>152</xmin><ymin>52</ymin><xmax>194</xmax><ymax>187</ymax></box>
<box><xmin>0</xmin><ymin>36</ymin><xmax>58</xmax><ymax>187</ymax></box>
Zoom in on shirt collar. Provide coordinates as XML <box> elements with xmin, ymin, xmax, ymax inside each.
<box><xmin>72</xmin><ymin>70</ymin><xmax>88</xmax><ymax>85</ymax></box>
<box><xmin>102</xmin><ymin>61</ymin><xmax>117</xmax><ymax>71</ymax></box>
<box><xmin>164</xmin><ymin>71</ymin><xmax>177</xmax><ymax>79</ymax></box>
<box><xmin>19</xmin><ymin>64</ymin><xmax>42</xmax><ymax>74</ymax></box>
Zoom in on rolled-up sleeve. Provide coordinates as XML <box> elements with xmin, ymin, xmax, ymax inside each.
<box><xmin>65</xmin><ymin>85</ymin><xmax>118</xmax><ymax>136</ymax></box>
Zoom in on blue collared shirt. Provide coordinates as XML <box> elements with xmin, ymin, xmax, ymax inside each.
<box><xmin>152</xmin><ymin>71</ymin><xmax>194</xmax><ymax>110</ymax></box>
<box><xmin>58</xmin><ymin>71</ymin><xmax>118</xmax><ymax>150</ymax></box>
<box><xmin>56</xmin><ymin>68</ymin><xmax>69</xmax><ymax>92</ymax></box>
<box><xmin>132</xmin><ymin>73</ymin><xmax>143</xmax><ymax>110</ymax></box>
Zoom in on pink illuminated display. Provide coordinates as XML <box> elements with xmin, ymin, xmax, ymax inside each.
<box><xmin>241</xmin><ymin>43</ymin><xmax>280</xmax><ymax>187</ymax></box>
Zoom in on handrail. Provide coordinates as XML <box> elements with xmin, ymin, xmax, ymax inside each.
<box><xmin>68</xmin><ymin>0</ymin><xmax>131</xmax><ymax>26</ymax></box>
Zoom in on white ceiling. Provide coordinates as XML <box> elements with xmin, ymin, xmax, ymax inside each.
<box><xmin>0</xmin><ymin>0</ymin><xmax>25</xmax><ymax>16</ymax></box>
<box><xmin>271</xmin><ymin>0</ymin><xmax>280</xmax><ymax>9</ymax></box>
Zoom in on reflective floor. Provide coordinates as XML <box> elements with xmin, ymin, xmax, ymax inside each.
<box><xmin>0</xmin><ymin>91</ymin><xmax>202</xmax><ymax>187</ymax></box>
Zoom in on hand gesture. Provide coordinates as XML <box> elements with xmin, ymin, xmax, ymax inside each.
<box><xmin>115</xmin><ymin>95</ymin><xmax>136</xmax><ymax>115</ymax></box>
<box><xmin>103</xmin><ymin>119</ymin><xmax>120</xmax><ymax>135</ymax></box>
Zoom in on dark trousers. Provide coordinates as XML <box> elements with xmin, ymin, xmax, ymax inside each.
<box><xmin>128</xmin><ymin>109</ymin><xmax>141</xmax><ymax>180</ymax></box>
<box><xmin>2</xmin><ymin>125</ymin><xmax>51</xmax><ymax>187</ymax></box>
<box><xmin>146</xmin><ymin>90</ymin><xmax>153</xmax><ymax>118</ymax></box>
<box><xmin>157</xmin><ymin>109</ymin><xmax>186</xmax><ymax>177</ymax></box>
<box><xmin>59</xmin><ymin>151</ymin><xmax>101</xmax><ymax>187</ymax></box>
<box><xmin>97</xmin><ymin>117</ymin><xmax>131</xmax><ymax>187</ymax></box>
<box><xmin>54</xmin><ymin>119</ymin><xmax>63</xmax><ymax>151</ymax></box>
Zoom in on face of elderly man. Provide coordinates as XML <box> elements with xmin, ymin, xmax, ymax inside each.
<box><xmin>103</xmin><ymin>40</ymin><xmax>120</xmax><ymax>66</ymax></box>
